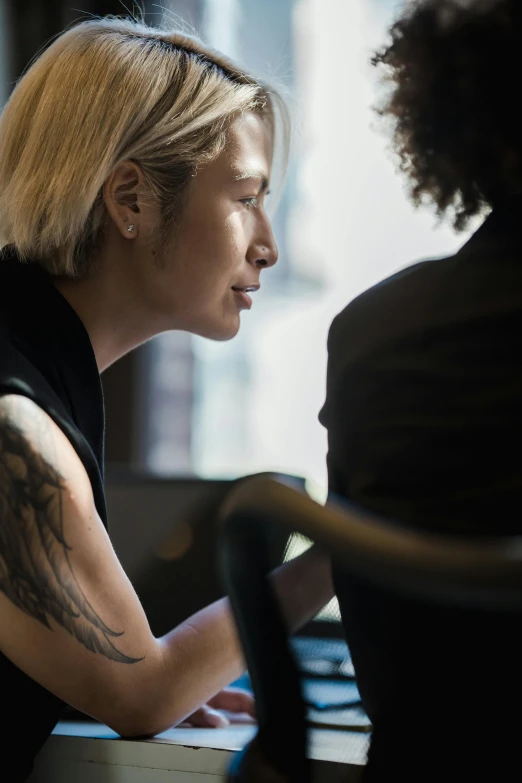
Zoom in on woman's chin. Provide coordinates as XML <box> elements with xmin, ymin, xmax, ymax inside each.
<box><xmin>192</xmin><ymin>315</ymin><xmax>241</xmax><ymax>342</ymax></box>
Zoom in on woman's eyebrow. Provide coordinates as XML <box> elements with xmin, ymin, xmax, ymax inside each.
<box><xmin>233</xmin><ymin>169</ymin><xmax>270</xmax><ymax>193</ymax></box>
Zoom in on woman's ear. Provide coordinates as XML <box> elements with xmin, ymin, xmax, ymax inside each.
<box><xmin>103</xmin><ymin>160</ymin><xmax>144</xmax><ymax>239</ymax></box>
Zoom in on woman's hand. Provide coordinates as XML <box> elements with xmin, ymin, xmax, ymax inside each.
<box><xmin>181</xmin><ymin>687</ymin><xmax>256</xmax><ymax>728</ymax></box>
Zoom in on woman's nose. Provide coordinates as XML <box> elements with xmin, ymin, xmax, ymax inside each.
<box><xmin>254</xmin><ymin>246</ymin><xmax>278</xmax><ymax>269</ymax></box>
<box><xmin>251</xmin><ymin>233</ymin><xmax>278</xmax><ymax>269</ymax></box>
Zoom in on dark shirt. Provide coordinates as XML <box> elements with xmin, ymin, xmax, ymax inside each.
<box><xmin>320</xmin><ymin>195</ymin><xmax>522</xmax><ymax>780</ymax></box>
<box><xmin>0</xmin><ymin>248</ymin><xmax>106</xmax><ymax>781</ymax></box>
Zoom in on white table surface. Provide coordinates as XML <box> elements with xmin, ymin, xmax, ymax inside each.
<box><xmin>28</xmin><ymin>720</ymin><xmax>369</xmax><ymax>782</ymax></box>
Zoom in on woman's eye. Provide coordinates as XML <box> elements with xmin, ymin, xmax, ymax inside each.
<box><xmin>240</xmin><ymin>197</ymin><xmax>259</xmax><ymax>209</ymax></box>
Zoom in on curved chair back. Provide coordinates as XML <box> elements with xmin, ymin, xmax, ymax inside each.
<box><xmin>219</xmin><ymin>474</ymin><xmax>522</xmax><ymax>782</ymax></box>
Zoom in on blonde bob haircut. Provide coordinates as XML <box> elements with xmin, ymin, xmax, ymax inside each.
<box><xmin>0</xmin><ymin>16</ymin><xmax>289</xmax><ymax>277</ymax></box>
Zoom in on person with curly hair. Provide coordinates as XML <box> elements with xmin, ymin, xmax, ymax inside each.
<box><xmin>320</xmin><ymin>0</ymin><xmax>522</xmax><ymax>779</ymax></box>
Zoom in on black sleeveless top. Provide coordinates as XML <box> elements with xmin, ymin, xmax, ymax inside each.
<box><xmin>0</xmin><ymin>248</ymin><xmax>106</xmax><ymax>781</ymax></box>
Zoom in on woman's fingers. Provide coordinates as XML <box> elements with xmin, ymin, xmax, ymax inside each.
<box><xmin>183</xmin><ymin>704</ymin><xmax>230</xmax><ymax>728</ymax></box>
<box><xmin>181</xmin><ymin>689</ymin><xmax>256</xmax><ymax>729</ymax></box>
<box><xmin>207</xmin><ymin>687</ymin><xmax>256</xmax><ymax>717</ymax></box>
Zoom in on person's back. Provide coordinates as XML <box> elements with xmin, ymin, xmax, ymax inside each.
<box><xmin>320</xmin><ymin>1</ymin><xmax>522</xmax><ymax>778</ymax></box>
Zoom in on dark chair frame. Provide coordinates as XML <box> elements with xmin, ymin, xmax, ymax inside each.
<box><xmin>219</xmin><ymin>474</ymin><xmax>522</xmax><ymax>782</ymax></box>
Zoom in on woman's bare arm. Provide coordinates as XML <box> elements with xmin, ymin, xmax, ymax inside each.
<box><xmin>0</xmin><ymin>394</ymin><xmax>333</xmax><ymax>737</ymax></box>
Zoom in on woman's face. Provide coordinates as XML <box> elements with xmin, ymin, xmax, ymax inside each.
<box><xmin>145</xmin><ymin>111</ymin><xmax>279</xmax><ymax>341</ymax></box>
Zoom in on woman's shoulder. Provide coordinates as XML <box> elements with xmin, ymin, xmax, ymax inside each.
<box><xmin>0</xmin><ymin>394</ymin><xmax>95</xmax><ymax>514</ymax></box>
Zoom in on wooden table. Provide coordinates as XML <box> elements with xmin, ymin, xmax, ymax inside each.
<box><xmin>28</xmin><ymin>720</ymin><xmax>369</xmax><ymax>782</ymax></box>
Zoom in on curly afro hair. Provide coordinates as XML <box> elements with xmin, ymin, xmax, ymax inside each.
<box><xmin>372</xmin><ymin>0</ymin><xmax>522</xmax><ymax>231</ymax></box>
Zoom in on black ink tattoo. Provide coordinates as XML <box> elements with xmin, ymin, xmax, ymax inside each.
<box><xmin>0</xmin><ymin>414</ymin><xmax>142</xmax><ymax>663</ymax></box>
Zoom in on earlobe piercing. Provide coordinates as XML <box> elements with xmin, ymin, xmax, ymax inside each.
<box><xmin>127</xmin><ymin>224</ymin><xmax>135</xmax><ymax>233</ymax></box>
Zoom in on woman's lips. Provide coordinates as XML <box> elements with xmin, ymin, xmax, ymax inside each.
<box><xmin>232</xmin><ymin>289</ymin><xmax>253</xmax><ymax>309</ymax></box>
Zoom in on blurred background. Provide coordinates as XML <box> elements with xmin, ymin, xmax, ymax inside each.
<box><xmin>0</xmin><ymin>0</ymin><xmax>473</xmax><ymax>497</ymax></box>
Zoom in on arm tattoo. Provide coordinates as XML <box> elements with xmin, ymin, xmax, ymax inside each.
<box><xmin>0</xmin><ymin>415</ymin><xmax>142</xmax><ymax>664</ymax></box>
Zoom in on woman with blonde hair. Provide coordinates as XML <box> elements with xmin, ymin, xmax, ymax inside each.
<box><xmin>0</xmin><ymin>16</ymin><xmax>333</xmax><ymax>781</ymax></box>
